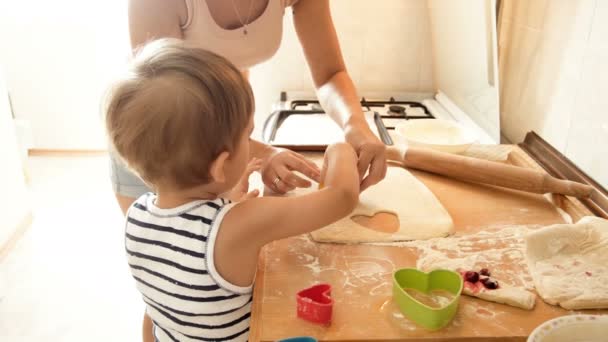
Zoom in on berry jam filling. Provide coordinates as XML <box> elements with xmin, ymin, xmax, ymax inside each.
<box><xmin>464</xmin><ymin>271</ymin><xmax>480</xmax><ymax>283</ymax></box>
<box><xmin>462</xmin><ymin>268</ymin><xmax>499</xmax><ymax>290</ymax></box>
<box><xmin>479</xmin><ymin>268</ymin><xmax>491</xmax><ymax>277</ymax></box>
<box><xmin>480</xmin><ymin>277</ymin><xmax>499</xmax><ymax>289</ymax></box>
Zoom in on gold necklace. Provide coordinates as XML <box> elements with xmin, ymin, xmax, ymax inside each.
<box><xmin>230</xmin><ymin>0</ymin><xmax>255</xmax><ymax>35</ymax></box>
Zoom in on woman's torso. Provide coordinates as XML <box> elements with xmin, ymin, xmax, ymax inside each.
<box><xmin>180</xmin><ymin>0</ymin><xmax>297</xmax><ymax>70</ymax></box>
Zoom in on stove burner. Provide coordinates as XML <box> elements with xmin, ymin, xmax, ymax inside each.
<box><xmin>389</xmin><ymin>105</ymin><xmax>406</xmax><ymax>114</ymax></box>
<box><xmin>288</xmin><ymin>96</ymin><xmax>434</xmax><ymax>120</ymax></box>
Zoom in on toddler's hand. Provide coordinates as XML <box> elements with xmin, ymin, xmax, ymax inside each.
<box><xmin>230</xmin><ymin>158</ymin><xmax>263</xmax><ymax>202</ymax></box>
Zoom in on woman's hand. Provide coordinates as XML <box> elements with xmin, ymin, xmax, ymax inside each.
<box><xmin>228</xmin><ymin>158</ymin><xmax>263</xmax><ymax>202</ymax></box>
<box><xmin>345</xmin><ymin>123</ymin><xmax>387</xmax><ymax>192</ymax></box>
<box><xmin>261</xmin><ymin>148</ymin><xmax>321</xmax><ymax>194</ymax></box>
<box><xmin>290</xmin><ymin>0</ymin><xmax>388</xmax><ymax>192</ymax></box>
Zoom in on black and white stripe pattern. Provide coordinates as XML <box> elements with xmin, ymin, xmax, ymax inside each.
<box><xmin>126</xmin><ymin>193</ymin><xmax>252</xmax><ymax>342</ymax></box>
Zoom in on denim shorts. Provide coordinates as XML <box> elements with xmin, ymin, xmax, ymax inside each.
<box><xmin>109</xmin><ymin>153</ymin><xmax>151</xmax><ymax>198</ymax></box>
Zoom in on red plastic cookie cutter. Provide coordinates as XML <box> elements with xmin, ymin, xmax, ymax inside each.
<box><xmin>296</xmin><ymin>283</ymin><xmax>333</xmax><ymax>325</ymax></box>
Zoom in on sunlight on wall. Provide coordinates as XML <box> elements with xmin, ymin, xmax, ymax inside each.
<box><xmin>0</xmin><ymin>0</ymin><xmax>130</xmax><ymax>149</ymax></box>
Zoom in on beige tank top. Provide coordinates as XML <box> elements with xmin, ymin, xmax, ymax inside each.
<box><xmin>181</xmin><ymin>0</ymin><xmax>298</xmax><ymax>70</ymax></box>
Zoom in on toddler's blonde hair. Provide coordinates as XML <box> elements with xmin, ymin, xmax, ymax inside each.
<box><xmin>105</xmin><ymin>39</ymin><xmax>254</xmax><ymax>189</ymax></box>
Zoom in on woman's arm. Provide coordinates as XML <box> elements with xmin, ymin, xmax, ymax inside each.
<box><xmin>291</xmin><ymin>0</ymin><xmax>387</xmax><ymax>192</ymax></box>
<box><xmin>128</xmin><ymin>0</ymin><xmax>186</xmax><ymax>48</ymax></box>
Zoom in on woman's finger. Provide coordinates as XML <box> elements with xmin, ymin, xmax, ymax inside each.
<box><xmin>360</xmin><ymin>152</ymin><xmax>387</xmax><ymax>192</ymax></box>
<box><xmin>286</xmin><ymin>155</ymin><xmax>321</xmax><ymax>183</ymax></box>
<box><xmin>274</xmin><ymin>177</ymin><xmax>294</xmax><ymax>193</ymax></box>
<box><xmin>356</xmin><ymin>147</ymin><xmax>375</xmax><ymax>181</ymax></box>
<box><xmin>277</xmin><ymin>165</ymin><xmax>312</xmax><ymax>188</ymax></box>
<box><xmin>293</xmin><ymin>152</ymin><xmax>321</xmax><ymax>174</ymax></box>
<box><xmin>264</xmin><ymin>170</ymin><xmax>293</xmax><ymax>194</ymax></box>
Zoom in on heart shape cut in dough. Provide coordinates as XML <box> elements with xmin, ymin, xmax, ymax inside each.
<box><xmin>351</xmin><ymin>212</ymin><xmax>399</xmax><ymax>234</ymax></box>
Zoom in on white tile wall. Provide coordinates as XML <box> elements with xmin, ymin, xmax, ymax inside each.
<box><xmin>565</xmin><ymin>27</ymin><xmax>608</xmax><ymax>187</ymax></box>
<box><xmin>427</xmin><ymin>0</ymin><xmax>500</xmax><ymax>142</ymax></box>
<box><xmin>500</xmin><ymin>0</ymin><xmax>608</xmax><ymax>187</ymax></box>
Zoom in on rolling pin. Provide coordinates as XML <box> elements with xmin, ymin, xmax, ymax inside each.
<box><xmin>386</xmin><ymin>145</ymin><xmax>594</xmax><ymax>198</ymax></box>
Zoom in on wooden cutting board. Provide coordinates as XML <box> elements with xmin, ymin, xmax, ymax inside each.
<box><xmin>249</xmin><ymin>146</ymin><xmax>606</xmax><ymax>341</ymax></box>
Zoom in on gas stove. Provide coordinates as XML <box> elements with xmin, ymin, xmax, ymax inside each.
<box><xmin>262</xmin><ymin>91</ymin><xmax>495</xmax><ymax>150</ymax></box>
<box><xmin>291</xmin><ymin>97</ymin><xmax>435</xmax><ymax>125</ymax></box>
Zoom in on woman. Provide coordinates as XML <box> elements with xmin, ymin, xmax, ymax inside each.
<box><xmin>120</xmin><ymin>0</ymin><xmax>387</xmax><ymax>340</ymax></box>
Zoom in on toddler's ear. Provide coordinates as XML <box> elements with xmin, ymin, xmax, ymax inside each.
<box><xmin>209</xmin><ymin>151</ymin><xmax>230</xmax><ymax>183</ymax></box>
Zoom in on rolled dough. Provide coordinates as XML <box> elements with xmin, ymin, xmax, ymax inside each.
<box><xmin>310</xmin><ymin>166</ymin><xmax>454</xmax><ymax>243</ymax></box>
<box><xmin>410</xmin><ymin>226</ymin><xmax>538</xmax><ymax>310</ymax></box>
<box><xmin>462</xmin><ymin>281</ymin><xmax>536</xmax><ymax>310</ymax></box>
<box><xmin>524</xmin><ymin>216</ymin><xmax>608</xmax><ymax>310</ymax></box>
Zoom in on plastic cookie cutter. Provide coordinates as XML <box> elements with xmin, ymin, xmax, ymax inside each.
<box><xmin>296</xmin><ymin>283</ymin><xmax>333</xmax><ymax>325</ymax></box>
<box><xmin>393</xmin><ymin>268</ymin><xmax>463</xmax><ymax>330</ymax></box>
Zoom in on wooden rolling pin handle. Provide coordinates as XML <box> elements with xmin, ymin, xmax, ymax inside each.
<box><xmin>387</xmin><ymin>146</ymin><xmax>594</xmax><ymax>198</ymax></box>
<box><xmin>541</xmin><ymin>175</ymin><xmax>593</xmax><ymax>198</ymax></box>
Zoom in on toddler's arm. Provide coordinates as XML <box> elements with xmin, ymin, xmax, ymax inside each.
<box><xmin>221</xmin><ymin>142</ymin><xmax>359</xmax><ymax>247</ymax></box>
<box><xmin>213</xmin><ymin>143</ymin><xmax>359</xmax><ymax>287</ymax></box>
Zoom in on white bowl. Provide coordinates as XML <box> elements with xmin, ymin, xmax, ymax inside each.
<box><xmin>394</xmin><ymin>119</ymin><xmax>477</xmax><ymax>153</ymax></box>
<box><xmin>528</xmin><ymin>315</ymin><xmax>608</xmax><ymax>342</ymax></box>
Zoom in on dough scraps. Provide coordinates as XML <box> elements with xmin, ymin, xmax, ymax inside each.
<box><xmin>525</xmin><ymin>216</ymin><xmax>608</xmax><ymax>310</ymax></box>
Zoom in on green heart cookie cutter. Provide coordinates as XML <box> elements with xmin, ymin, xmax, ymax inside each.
<box><xmin>393</xmin><ymin>268</ymin><xmax>463</xmax><ymax>330</ymax></box>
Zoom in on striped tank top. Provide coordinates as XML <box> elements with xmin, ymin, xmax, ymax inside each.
<box><xmin>125</xmin><ymin>193</ymin><xmax>251</xmax><ymax>341</ymax></box>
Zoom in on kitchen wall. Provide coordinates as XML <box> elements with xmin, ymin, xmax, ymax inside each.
<box><xmin>0</xmin><ymin>68</ymin><xmax>30</xmax><ymax>249</ymax></box>
<box><xmin>499</xmin><ymin>0</ymin><xmax>608</xmax><ymax>187</ymax></box>
<box><xmin>0</xmin><ymin>0</ymin><xmax>434</xmax><ymax>149</ymax></box>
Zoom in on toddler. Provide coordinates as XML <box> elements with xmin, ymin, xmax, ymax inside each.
<box><xmin>105</xmin><ymin>39</ymin><xmax>359</xmax><ymax>341</ymax></box>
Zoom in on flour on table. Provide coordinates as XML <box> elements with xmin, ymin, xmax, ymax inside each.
<box><xmin>310</xmin><ymin>166</ymin><xmax>454</xmax><ymax>243</ymax></box>
<box><xmin>525</xmin><ymin>216</ymin><xmax>608</xmax><ymax>310</ymax></box>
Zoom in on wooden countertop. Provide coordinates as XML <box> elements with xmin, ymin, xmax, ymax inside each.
<box><xmin>249</xmin><ymin>146</ymin><xmax>604</xmax><ymax>341</ymax></box>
